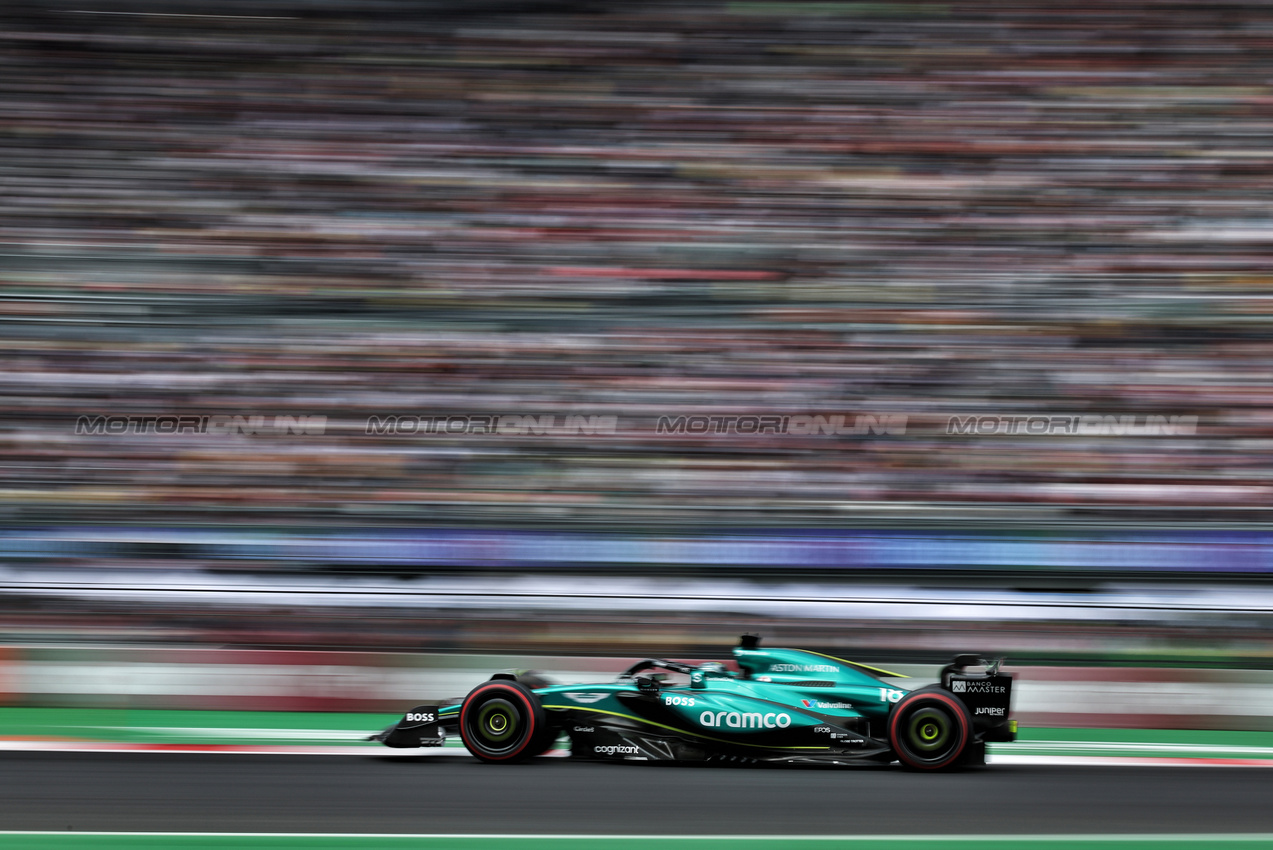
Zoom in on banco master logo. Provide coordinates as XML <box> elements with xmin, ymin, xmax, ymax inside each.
<box><xmin>698</xmin><ymin>710</ymin><xmax>791</xmax><ymax>729</ymax></box>
<box><xmin>951</xmin><ymin>680</ymin><xmax>1005</xmax><ymax>694</ymax></box>
<box><xmin>801</xmin><ymin>699</ymin><xmax>854</xmax><ymax>710</ymax></box>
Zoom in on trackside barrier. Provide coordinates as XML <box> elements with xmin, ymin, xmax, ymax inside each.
<box><xmin>2</xmin><ymin>648</ymin><xmax>1272</xmax><ymax>730</ymax></box>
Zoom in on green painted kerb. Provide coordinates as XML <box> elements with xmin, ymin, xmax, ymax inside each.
<box><xmin>0</xmin><ymin>708</ymin><xmax>401</xmax><ymax>747</ymax></box>
<box><xmin>993</xmin><ymin>726</ymin><xmax>1273</xmax><ymax>761</ymax></box>
<box><xmin>1</xmin><ymin>835</ymin><xmax>1273</xmax><ymax>850</ymax></box>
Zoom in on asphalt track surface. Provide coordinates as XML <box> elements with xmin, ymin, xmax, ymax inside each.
<box><xmin>3</xmin><ymin>752</ymin><xmax>1273</xmax><ymax>835</ymax></box>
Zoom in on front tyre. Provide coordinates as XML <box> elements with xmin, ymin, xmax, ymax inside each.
<box><xmin>459</xmin><ymin>681</ymin><xmax>551</xmax><ymax>763</ymax></box>
<box><xmin>887</xmin><ymin>687</ymin><xmax>973</xmax><ymax>771</ymax></box>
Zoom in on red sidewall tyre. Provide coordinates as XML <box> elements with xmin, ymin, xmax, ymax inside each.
<box><xmin>887</xmin><ymin>687</ymin><xmax>972</xmax><ymax>771</ymax></box>
<box><xmin>459</xmin><ymin>680</ymin><xmax>550</xmax><ymax>763</ymax></box>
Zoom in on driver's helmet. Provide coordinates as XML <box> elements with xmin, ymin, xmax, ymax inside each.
<box><xmin>698</xmin><ymin>662</ymin><xmax>727</xmax><ymax>674</ymax></box>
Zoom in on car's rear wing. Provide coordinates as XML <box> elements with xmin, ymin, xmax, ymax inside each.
<box><xmin>939</xmin><ymin>654</ymin><xmax>1015</xmax><ymax>742</ymax></box>
<box><xmin>940</xmin><ymin>653</ymin><xmax>1005</xmax><ymax>684</ymax></box>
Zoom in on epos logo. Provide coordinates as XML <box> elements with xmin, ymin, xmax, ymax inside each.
<box><xmin>698</xmin><ymin>711</ymin><xmax>791</xmax><ymax>729</ymax></box>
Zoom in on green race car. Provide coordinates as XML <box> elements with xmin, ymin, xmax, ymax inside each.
<box><xmin>371</xmin><ymin>635</ymin><xmax>1015</xmax><ymax>771</ymax></box>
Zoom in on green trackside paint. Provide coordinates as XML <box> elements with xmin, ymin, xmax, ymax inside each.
<box><xmin>1020</xmin><ymin>727</ymin><xmax>1273</xmax><ymax>747</ymax></box>
<box><xmin>1</xmin><ymin>835</ymin><xmax>1273</xmax><ymax>850</ymax></box>
<box><xmin>993</xmin><ymin>726</ymin><xmax>1273</xmax><ymax>761</ymax></box>
<box><xmin>0</xmin><ymin>707</ymin><xmax>402</xmax><ymax>747</ymax></box>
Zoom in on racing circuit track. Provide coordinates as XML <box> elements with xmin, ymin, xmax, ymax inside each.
<box><xmin>3</xmin><ymin>752</ymin><xmax>1272</xmax><ymax>835</ymax></box>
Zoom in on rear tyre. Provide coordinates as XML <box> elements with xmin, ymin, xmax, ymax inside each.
<box><xmin>887</xmin><ymin>686</ymin><xmax>973</xmax><ymax>771</ymax></box>
<box><xmin>459</xmin><ymin>680</ymin><xmax>551</xmax><ymax>763</ymax></box>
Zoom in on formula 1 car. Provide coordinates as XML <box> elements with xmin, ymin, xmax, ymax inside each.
<box><xmin>370</xmin><ymin>635</ymin><xmax>1015</xmax><ymax>770</ymax></box>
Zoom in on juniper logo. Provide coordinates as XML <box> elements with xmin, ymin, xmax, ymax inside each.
<box><xmin>75</xmin><ymin>415</ymin><xmax>326</xmax><ymax>436</ymax></box>
<box><xmin>945</xmin><ymin>414</ymin><xmax>1197</xmax><ymax>437</ymax></box>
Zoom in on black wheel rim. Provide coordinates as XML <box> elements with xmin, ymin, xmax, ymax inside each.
<box><xmin>466</xmin><ymin>696</ymin><xmax>525</xmax><ymax>755</ymax></box>
<box><xmin>901</xmin><ymin>705</ymin><xmax>959</xmax><ymax>764</ymax></box>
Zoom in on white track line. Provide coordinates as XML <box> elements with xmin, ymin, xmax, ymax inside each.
<box><xmin>0</xmin><ymin>738</ymin><xmax>1268</xmax><ymax>766</ymax></box>
<box><xmin>989</xmin><ymin>753</ymin><xmax>1273</xmax><ymax>768</ymax></box>
<box><xmin>3</xmin><ymin>832</ymin><xmax>1273</xmax><ymax>841</ymax></box>
<box><xmin>0</xmin><ymin>740</ymin><xmax>570</xmax><ymax>756</ymax></box>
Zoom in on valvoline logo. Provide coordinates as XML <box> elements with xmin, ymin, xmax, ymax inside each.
<box><xmin>801</xmin><ymin>698</ymin><xmax>855</xmax><ymax>710</ymax></box>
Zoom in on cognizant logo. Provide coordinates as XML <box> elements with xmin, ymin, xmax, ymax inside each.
<box><xmin>594</xmin><ymin>745</ymin><xmax>640</xmax><ymax>755</ymax></box>
<box><xmin>698</xmin><ymin>711</ymin><xmax>791</xmax><ymax>729</ymax></box>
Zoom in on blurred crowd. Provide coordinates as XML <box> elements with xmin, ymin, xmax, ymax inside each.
<box><xmin>2</xmin><ymin>0</ymin><xmax>1272</xmax><ymax>528</ymax></box>
<box><xmin>8</xmin><ymin>590</ymin><xmax>1270</xmax><ymax>667</ymax></box>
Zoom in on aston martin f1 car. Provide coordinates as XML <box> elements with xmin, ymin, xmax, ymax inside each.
<box><xmin>370</xmin><ymin>635</ymin><xmax>1016</xmax><ymax>770</ymax></box>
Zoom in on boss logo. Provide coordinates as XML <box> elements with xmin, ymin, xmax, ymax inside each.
<box><xmin>405</xmin><ymin>712</ymin><xmax>435</xmax><ymax>723</ymax></box>
<box><xmin>663</xmin><ymin>695</ymin><xmax>696</xmax><ymax>707</ymax></box>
